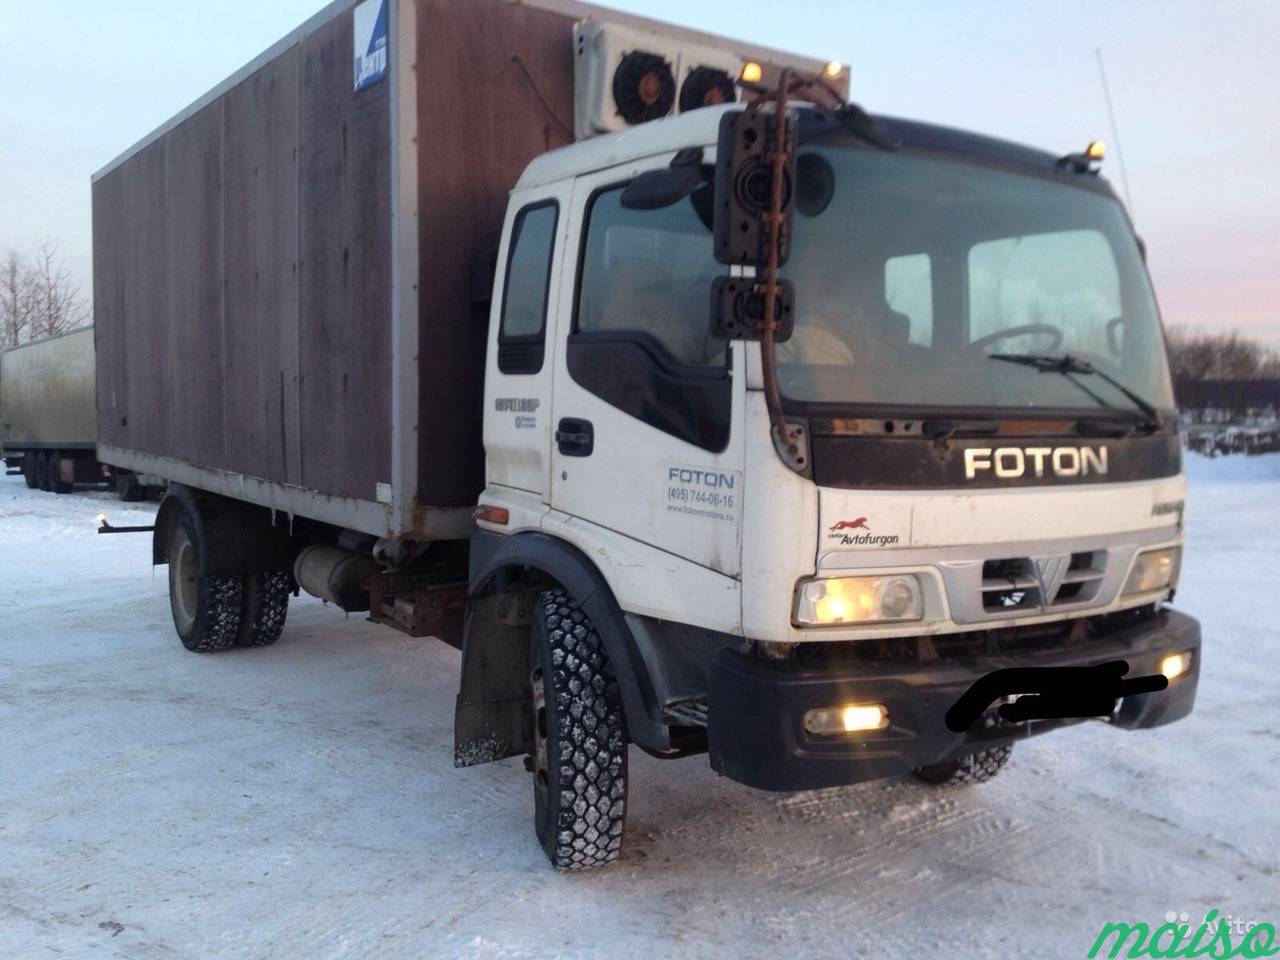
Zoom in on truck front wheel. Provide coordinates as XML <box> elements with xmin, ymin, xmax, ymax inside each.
<box><xmin>168</xmin><ymin>511</ymin><xmax>243</xmax><ymax>653</ymax></box>
<box><xmin>529</xmin><ymin>588</ymin><xmax>627</xmax><ymax>870</ymax></box>
<box><xmin>913</xmin><ymin>744</ymin><xmax>1013</xmax><ymax>786</ymax></box>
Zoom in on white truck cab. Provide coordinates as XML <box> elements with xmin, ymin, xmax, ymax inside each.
<box><xmin>466</xmin><ymin>101</ymin><xmax>1198</xmax><ymax>867</ymax></box>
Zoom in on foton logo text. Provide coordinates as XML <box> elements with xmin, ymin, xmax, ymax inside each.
<box><xmin>963</xmin><ymin>446</ymin><xmax>1109</xmax><ymax>480</ymax></box>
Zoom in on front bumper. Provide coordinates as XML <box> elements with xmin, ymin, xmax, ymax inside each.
<box><xmin>708</xmin><ymin>607</ymin><xmax>1200</xmax><ymax>791</ymax></box>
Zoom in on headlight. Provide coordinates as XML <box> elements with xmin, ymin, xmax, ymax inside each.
<box><xmin>794</xmin><ymin>575</ymin><xmax>923</xmax><ymax>626</ymax></box>
<box><xmin>1123</xmin><ymin>547</ymin><xmax>1180</xmax><ymax>596</ymax></box>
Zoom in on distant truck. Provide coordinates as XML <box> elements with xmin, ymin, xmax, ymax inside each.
<box><xmin>93</xmin><ymin>0</ymin><xmax>1200</xmax><ymax>870</ymax></box>
<box><xmin>1</xmin><ymin>327</ymin><xmax>148</xmax><ymax>499</ymax></box>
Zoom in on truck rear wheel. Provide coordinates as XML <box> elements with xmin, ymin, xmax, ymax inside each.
<box><xmin>913</xmin><ymin>744</ymin><xmax>1013</xmax><ymax>786</ymax></box>
<box><xmin>529</xmin><ymin>588</ymin><xmax>627</xmax><ymax>870</ymax></box>
<box><xmin>168</xmin><ymin>511</ymin><xmax>243</xmax><ymax>653</ymax></box>
<box><xmin>33</xmin><ymin>452</ymin><xmax>49</xmax><ymax>491</ymax></box>
<box><xmin>236</xmin><ymin>571</ymin><xmax>291</xmax><ymax>647</ymax></box>
<box><xmin>47</xmin><ymin>451</ymin><xmax>70</xmax><ymax>494</ymax></box>
<box><xmin>116</xmin><ymin>471</ymin><xmax>145</xmax><ymax>502</ymax></box>
<box><xmin>22</xmin><ymin>456</ymin><xmax>37</xmax><ymax>488</ymax></box>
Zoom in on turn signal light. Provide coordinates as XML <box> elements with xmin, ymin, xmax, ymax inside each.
<box><xmin>739</xmin><ymin>61</ymin><xmax>763</xmax><ymax>85</ymax></box>
<box><xmin>1086</xmin><ymin>139</ymin><xmax>1106</xmax><ymax>160</ymax></box>
<box><xmin>472</xmin><ymin>504</ymin><xmax>509</xmax><ymax>526</ymax></box>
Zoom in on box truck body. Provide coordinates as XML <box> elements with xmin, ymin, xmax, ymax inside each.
<box><xmin>92</xmin><ymin>0</ymin><xmax>827</xmax><ymax>540</ymax></box>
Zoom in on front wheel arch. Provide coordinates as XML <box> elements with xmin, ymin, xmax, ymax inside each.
<box><xmin>459</xmin><ymin>530</ymin><xmax>669</xmax><ymax>759</ymax></box>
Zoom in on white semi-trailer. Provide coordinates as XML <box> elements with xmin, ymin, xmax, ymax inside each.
<box><xmin>1</xmin><ymin>328</ymin><xmax>150</xmax><ymax>499</ymax></box>
<box><xmin>93</xmin><ymin>0</ymin><xmax>1199</xmax><ymax>870</ymax></box>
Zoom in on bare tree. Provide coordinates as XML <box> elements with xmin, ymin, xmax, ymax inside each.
<box><xmin>0</xmin><ymin>249</ymin><xmax>35</xmax><ymax>347</ymax></box>
<box><xmin>25</xmin><ymin>239</ymin><xmax>91</xmax><ymax>340</ymax></box>
<box><xmin>1166</xmin><ymin>326</ymin><xmax>1278</xmax><ymax>381</ymax></box>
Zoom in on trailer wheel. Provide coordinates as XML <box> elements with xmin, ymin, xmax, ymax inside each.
<box><xmin>22</xmin><ymin>456</ymin><xmax>37</xmax><ymax>489</ymax></box>
<box><xmin>168</xmin><ymin>511</ymin><xmax>243</xmax><ymax>653</ymax></box>
<box><xmin>47</xmin><ymin>451</ymin><xmax>70</xmax><ymax>494</ymax></box>
<box><xmin>33</xmin><ymin>452</ymin><xmax>49</xmax><ymax>492</ymax></box>
<box><xmin>913</xmin><ymin>744</ymin><xmax>1013</xmax><ymax>786</ymax></box>
<box><xmin>236</xmin><ymin>571</ymin><xmax>291</xmax><ymax>647</ymax></box>
<box><xmin>529</xmin><ymin>588</ymin><xmax>627</xmax><ymax>870</ymax></box>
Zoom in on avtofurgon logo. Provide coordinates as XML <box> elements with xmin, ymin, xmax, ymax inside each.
<box><xmin>964</xmin><ymin>446</ymin><xmax>1109</xmax><ymax>480</ymax></box>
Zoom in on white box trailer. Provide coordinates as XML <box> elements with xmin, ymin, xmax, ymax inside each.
<box><xmin>1</xmin><ymin>327</ymin><xmax>101</xmax><ymax>492</ymax></box>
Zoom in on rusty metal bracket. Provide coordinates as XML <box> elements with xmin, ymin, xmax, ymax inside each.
<box><xmin>367</xmin><ymin>572</ymin><xmax>468</xmax><ymax>645</ymax></box>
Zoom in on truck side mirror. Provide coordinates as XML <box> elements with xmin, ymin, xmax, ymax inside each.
<box><xmin>710</xmin><ymin>277</ymin><xmax>794</xmax><ymax>342</ymax></box>
<box><xmin>712</xmin><ymin>108</ymin><xmax>797</xmax><ymax>267</ymax></box>
<box><xmin>620</xmin><ymin>148</ymin><xmax>706</xmax><ymax>210</ymax></box>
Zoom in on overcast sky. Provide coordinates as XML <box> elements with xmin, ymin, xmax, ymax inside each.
<box><xmin>1</xmin><ymin>0</ymin><xmax>1276</xmax><ymax>347</ymax></box>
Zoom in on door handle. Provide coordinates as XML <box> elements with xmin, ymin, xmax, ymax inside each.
<box><xmin>556</xmin><ymin>418</ymin><xmax>594</xmax><ymax>457</ymax></box>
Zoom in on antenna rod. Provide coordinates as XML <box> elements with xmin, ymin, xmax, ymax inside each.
<box><xmin>1095</xmin><ymin>47</ymin><xmax>1135</xmax><ymax>218</ymax></box>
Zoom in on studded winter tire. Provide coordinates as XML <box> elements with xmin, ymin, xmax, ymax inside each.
<box><xmin>913</xmin><ymin>744</ymin><xmax>1013</xmax><ymax>786</ymax></box>
<box><xmin>236</xmin><ymin>571</ymin><xmax>291</xmax><ymax>647</ymax></box>
<box><xmin>529</xmin><ymin>588</ymin><xmax>627</xmax><ymax>870</ymax></box>
<box><xmin>167</xmin><ymin>510</ymin><xmax>243</xmax><ymax>653</ymax></box>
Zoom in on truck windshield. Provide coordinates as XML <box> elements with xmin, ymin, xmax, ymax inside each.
<box><xmin>776</xmin><ymin>139</ymin><xmax>1175</xmax><ymax>416</ymax></box>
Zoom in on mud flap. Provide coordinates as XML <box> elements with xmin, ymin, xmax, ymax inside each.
<box><xmin>453</xmin><ymin>594</ymin><xmax>533</xmax><ymax>767</ymax></box>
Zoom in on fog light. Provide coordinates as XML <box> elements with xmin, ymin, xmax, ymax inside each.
<box><xmin>804</xmin><ymin>703</ymin><xmax>889</xmax><ymax>736</ymax></box>
<box><xmin>1160</xmin><ymin>651</ymin><xmax>1191</xmax><ymax>681</ymax></box>
<box><xmin>1123</xmin><ymin>547</ymin><xmax>1180</xmax><ymax>596</ymax></box>
<box><xmin>794</xmin><ymin>575</ymin><xmax>923</xmax><ymax>626</ymax></box>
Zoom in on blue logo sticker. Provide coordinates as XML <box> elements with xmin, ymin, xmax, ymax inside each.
<box><xmin>353</xmin><ymin>0</ymin><xmax>388</xmax><ymax>92</ymax></box>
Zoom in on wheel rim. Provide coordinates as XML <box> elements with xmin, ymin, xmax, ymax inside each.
<box><xmin>530</xmin><ymin>661</ymin><xmax>550</xmax><ymax>831</ymax></box>
<box><xmin>170</xmin><ymin>529</ymin><xmax>198</xmax><ymax>632</ymax></box>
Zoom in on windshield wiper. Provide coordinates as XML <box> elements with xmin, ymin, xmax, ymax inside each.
<box><xmin>987</xmin><ymin>353</ymin><xmax>1164</xmax><ymax>431</ymax></box>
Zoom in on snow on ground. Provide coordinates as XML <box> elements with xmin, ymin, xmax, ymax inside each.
<box><xmin>1</xmin><ymin>457</ymin><xmax>1277</xmax><ymax>959</ymax></box>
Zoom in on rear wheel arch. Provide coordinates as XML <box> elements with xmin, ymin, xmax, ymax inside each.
<box><xmin>152</xmin><ymin>487</ymin><xmax>193</xmax><ymax>566</ymax></box>
<box><xmin>152</xmin><ymin>484</ymin><xmax>294</xmax><ymax>575</ymax></box>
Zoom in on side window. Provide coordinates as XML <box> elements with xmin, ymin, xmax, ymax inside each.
<box><xmin>566</xmin><ymin>180</ymin><xmax>731</xmax><ymax>453</ymax></box>
<box><xmin>577</xmin><ymin>186</ymin><xmax>724</xmax><ymax>367</ymax></box>
<box><xmin>884</xmin><ymin>253</ymin><xmax>933</xmax><ymax>347</ymax></box>
<box><xmin>498</xmin><ymin>202</ymin><xmax>558</xmax><ymax>374</ymax></box>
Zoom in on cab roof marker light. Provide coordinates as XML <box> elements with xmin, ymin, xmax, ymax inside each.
<box><xmin>1059</xmin><ymin>138</ymin><xmax>1106</xmax><ymax>174</ymax></box>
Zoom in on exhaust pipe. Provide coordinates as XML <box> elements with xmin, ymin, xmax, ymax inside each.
<box><xmin>293</xmin><ymin>545</ymin><xmax>378</xmax><ymax>612</ymax></box>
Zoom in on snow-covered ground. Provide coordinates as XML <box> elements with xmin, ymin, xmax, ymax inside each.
<box><xmin>1</xmin><ymin>457</ymin><xmax>1277</xmax><ymax>959</ymax></box>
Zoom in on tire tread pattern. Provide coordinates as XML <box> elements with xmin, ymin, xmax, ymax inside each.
<box><xmin>237</xmin><ymin>571</ymin><xmax>291</xmax><ymax>647</ymax></box>
<box><xmin>541</xmin><ymin>588</ymin><xmax>627</xmax><ymax>870</ymax></box>
<box><xmin>914</xmin><ymin>744</ymin><xmax>1013</xmax><ymax>786</ymax></box>
<box><xmin>187</xmin><ymin>575</ymin><xmax>244</xmax><ymax>653</ymax></box>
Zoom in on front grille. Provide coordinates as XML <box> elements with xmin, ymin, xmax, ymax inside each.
<box><xmin>981</xmin><ymin>551</ymin><xmax>1108</xmax><ymax>614</ymax></box>
<box><xmin>981</xmin><ymin>558</ymin><xmax>1040</xmax><ymax>612</ymax></box>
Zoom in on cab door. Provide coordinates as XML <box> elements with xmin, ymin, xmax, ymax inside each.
<box><xmin>482</xmin><ymin>185</ymin><xmax>570</xmax><ymax>505</ymax></box>
<box><xmin>548</xmin><ymin>158</ymin><xmax>746</xmax><ymax>577</ymax></box>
